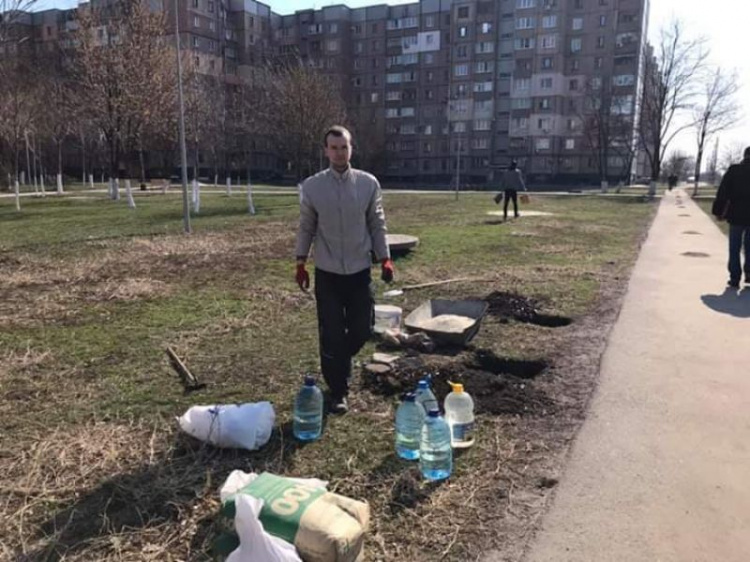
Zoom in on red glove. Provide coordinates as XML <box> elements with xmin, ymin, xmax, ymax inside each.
<box><xmin>381</xmin><ymin>258</ymin><xmax>395</xmax><ymax>283</ymax></box>
<box><xmin>296</xmin><ymin>263</ymin><xmax>310</xmax><ymax>291</ymax></box>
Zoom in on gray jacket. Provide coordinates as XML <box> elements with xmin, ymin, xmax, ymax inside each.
<box><xmin>500</xmin><ymin>169</ymin><xmax>527</xmax><ymax>191</ymax></box>
<box><xmin>295</xmin><ymin>167</ymin><xmax>390</xmax><ymax>275</ymax></box>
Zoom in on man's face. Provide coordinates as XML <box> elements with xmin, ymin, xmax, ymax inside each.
<box><xmin>325</xmin><ymin>134</ymin><xmax>352</xmax><ymax>168</ymax></box>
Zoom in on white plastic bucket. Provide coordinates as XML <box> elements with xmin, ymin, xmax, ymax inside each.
<box><xmin>374</xmin><ymin>305</ymin><xmax>402</xmax><ymax>334</ymax></box>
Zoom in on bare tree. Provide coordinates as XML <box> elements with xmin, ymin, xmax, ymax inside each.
<box><xmin>721</xmin><ymin>141</ymin><xmax>745</xmax><ymax>172</ymax></box>
<box><xmin>690</xmin><ymin>68</ymin><xmax>741</xmax><ymax>195</ymax></box>
<box><xmin>0</xmin><ymin>55</ymin><xmax>39</xmax><ymax>184</ymax></box>
<box><xmin>0</xmin><ymin>0</ymin><xmax>37</xmax><ymax>47</ymax></box>
<box><xmin>706</xmin><ymin>137</ymin><xmax>720</xmax><ymax>186</ymax></box>
<box><xmin>259</xmin><ymin>59</ymin><xmax>347</xmax><ymax>181</ymax></box>
<box><xmin>69</xmin><ymin>0</ymin><xmax>176</xmax><ymax>193</ymax></box>
<box><xmin>662</xmin><ymin>150</ymin><xmax>695</xmax><ymax>182</ymax></box>
<box><xmin>638</xmin><ymin>20</ymin><xmax>708</xmax><ymax>196</ymax></box>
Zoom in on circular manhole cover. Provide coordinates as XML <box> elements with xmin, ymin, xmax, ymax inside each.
<box><xmin>386</xmin><ymin>234</ymin><xmax>419</xmax><ymax>252</ymax></box>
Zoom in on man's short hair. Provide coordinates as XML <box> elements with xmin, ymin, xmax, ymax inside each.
<box><xmin>744</xmin><ymin>146</ymin><xmax>750</xmax><ymax>159</ymax></box>
<box><xmin>324</xmin><ymin>126</ymin><xmax>352</xmax><ymax>147</ymax></box>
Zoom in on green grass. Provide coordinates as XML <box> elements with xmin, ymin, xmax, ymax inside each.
<box><xmin>0</xmin><ymin>190</ymin><xmax>656</xmax><ymax>560</ymax></box>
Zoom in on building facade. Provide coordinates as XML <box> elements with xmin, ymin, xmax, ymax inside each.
<box><xmin>4</xmin><ymin>0</ymin><xmax>649</xmax><ymax>186</ymax></box>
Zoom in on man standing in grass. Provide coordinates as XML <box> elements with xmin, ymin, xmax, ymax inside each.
<box><xmin>712</xmin><ymin>146</ymin><xmax>750</xmax><ymax>289</ymax></box>
<box><xmin>497</xmin><ymin>160</ymin><xmax>527</xmax><ymax>221</ymax></box>
<box><xmin>295</xmin><ymin>126</ymin><xmax>395</xmax><ymax>414</ymax></box>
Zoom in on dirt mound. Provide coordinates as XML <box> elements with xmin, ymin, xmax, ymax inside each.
<box><xmin>484</xmin><ymin>291</ymin><xmax>572</xmax><ymax>327</ymax></box>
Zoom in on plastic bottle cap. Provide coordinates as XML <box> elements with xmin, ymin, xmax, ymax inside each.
<box><xmin>427</xmin><ymin>409</ymin><xmax>440</xmax><ymax>418</ymax></box>
<box><xmin>417</xmin><ymin>380</ymin><xmax>428</xmax><ymax>389</ymax></box>
<box><xmin>403</xmin><ymin>392</ymin><xmax>416</xmax><ymax>402</ymax></box>
<box><xmin>304</xmin><ymin>375</ymin><xmax>316</xmax><ymax>387</ymax></box>
<box><xmin>449</xmin><ymin>381</ymin><xmax>464</xmax><ymax>393</ymax></box>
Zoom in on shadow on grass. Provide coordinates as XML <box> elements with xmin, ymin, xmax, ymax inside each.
<box><xmin>31</xmin><ymin>421</ymin><xmax>309</xmax><ymax>560</ymax></box>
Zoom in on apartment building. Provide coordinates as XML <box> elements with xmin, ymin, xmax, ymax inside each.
<box><xmin>4</xmin><ymin>0</ymin><xmax>648</xmax><ymax>186</ymax></box>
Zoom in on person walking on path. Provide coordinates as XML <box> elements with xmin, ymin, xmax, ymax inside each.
<box><xmin>497</xmin><ymin>160</ymin><xmax>527</xmax><ymax>221</ymax></box>
<box><xmin>712</xmin><ymin>146</ymin><xmax>750</xmax><ymax>288</ymax></box>
<box><xmin>295</xmin><ymin>125</ymin><xmax>395</xmax><ymax>414</ymax></box>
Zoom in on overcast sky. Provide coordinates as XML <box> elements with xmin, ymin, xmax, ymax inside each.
<box><xmin>37</xmin><ymin>0</ymin><xmax>749</xmax><ymax>159</ymax></box>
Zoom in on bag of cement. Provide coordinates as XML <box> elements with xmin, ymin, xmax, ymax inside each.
<box><xmin>221</xmin><ymin>470</ymin><xmax>370</xmax><ymax>562</ymax></box>
<box><xmin>178</xmin><ymin>402</ymin><xmax>274</xmax><ymax>451</ymax></box>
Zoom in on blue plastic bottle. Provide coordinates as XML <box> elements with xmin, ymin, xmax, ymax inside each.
<box><xmin>395</xmin><ymin>392</ymin><xmax>425</xmax><ymax>460</ymax></box>
<box><xmin>419</xmin><ymin>409</ymin><xmax>453</xmax><ymax>481</ymax></box>
<box><xmin>293</xmin><ymin>375</ymin><xmax>323</xmax><ymax>441</ymax></box>
<box><xmin>415</xmin><ymin>377</ymin><xmax>438</xmax><ymax>415</ymax></box>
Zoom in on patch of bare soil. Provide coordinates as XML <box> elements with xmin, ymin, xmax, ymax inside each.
<box><xmin>485</xmin><ymin>291</ymin><xmax>573</xmax><ymax>327</ymax></box>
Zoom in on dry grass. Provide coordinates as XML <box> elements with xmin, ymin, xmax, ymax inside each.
<box><xmin>0</xmin><ymin>193</ymin><xmax>656</xmax><ymax>560</ymax></box>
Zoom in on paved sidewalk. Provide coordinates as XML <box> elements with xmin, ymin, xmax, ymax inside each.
<box><xmin>518</xmin><ymin>189</ymin><xmax>750</xmax><ymax>561</ymax></box>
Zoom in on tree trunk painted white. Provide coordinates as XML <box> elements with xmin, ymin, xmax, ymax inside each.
<box><xmin>56</xmin><ymin>173</ymin><xmax>64</xmax><ymax>195</ymax></box>
<box><xmin>32</xmin><ymin>172</ymin><xmax>38</xmax><ymax>194</ymax></box>
<box><xmin>195</xmin><ymin>180</ymin><xmax>201</xmax><ymax>214</ymax></box>
<box><xmin>226</xmin><ymin>176</ymin><xmax>232</xmax><ymax>196</ymax></box>
<box><xmin>14</xmin><ymin>180</ymin><xmax>20</xmax><ymax>212</ymax></box>
<box><xmin>125</xmin><ymin>179</ymin><xmax>136</xmax><ymax>209</ymax></box>
<box><xmin>247</xmin><ymin>181</ymin><xmax>255</xmax><ymax>215</ymax></box>
<box><xmin>600</xmin><ymin>180</ymin><xmax>609</xmax><ymax>194</ymax></box>
<box><xmin>298</xmin><ymin>183</ymin><xmax>303</xmax><ymax>203</ymax></box>
<box><xmin>214</xmin><ymin>174</ymin><xmax>218</xmax><ymax>189</ymax></box>
<box><xmin>20</xmin><ymin>171</ymin><xmax>25</xmax><ymax>186</ymax></box>
<box><xmin>39</xmin><ymin>174</ymin><xmax>46</xmax><ymax>197</ymax></box>
<box><xmin>113</xmin><ymin>178</ymin><xmax>121</xmax><ymax>201</ymax></box>
<box><xmin>648</xmin><ymin>181</ymin><xmax>657</xmax><ymax>198</ymax></box>
<box><xmin>191</xmin><ymin>178</ymin><xmax>199</xmax><ymax>212</ymax></box>
<box><xmin>89</xmin><ymin>174</ymin><xmax>95</xmax><ymax>189</ymax></box>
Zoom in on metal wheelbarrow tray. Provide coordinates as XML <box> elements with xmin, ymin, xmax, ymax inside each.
<box><xmin>404</xmin><ymin>299</ymin><xmax>489</xmax><ymax>346</ymax></box>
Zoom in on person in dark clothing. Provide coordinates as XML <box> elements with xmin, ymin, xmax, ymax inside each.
<box><xmin>668</xmin><ymin>174</ymin><xmax>678</xmax><ymax>191</ymax></box>
<box><xmin>712</xmin><ymin>147</ymin><xmax>750</xmax><ymax>288</ymax></box>
<box><xmin>497</xmin><ymin>160</ymin><xmax>527</xmax><ymax>220</ymax></box>
<box><xmin>295</xmin><ymin>126</ymin><xmax>394</xmax><ymax>414</ymax></box>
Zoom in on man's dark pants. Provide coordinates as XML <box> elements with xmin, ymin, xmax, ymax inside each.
<box><xmin>314</xmin><ymin>267</ymin><xmax>373</xmax><ymax>400</ymax></box>
<box><xmin>504</xmin><ymin>189</ymin><xmax>519</xmax><ymax>218</ymax></box>
<box><xmin>728</xmin><ymin>224</ymin><xmax>750</xmax><ymax>284</ymax></box>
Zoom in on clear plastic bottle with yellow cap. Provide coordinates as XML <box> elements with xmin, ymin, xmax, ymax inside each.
<box><xmin>444</xmin><ymin>381</ymin><xmax>475</xmax><ymax>448</ymax></box>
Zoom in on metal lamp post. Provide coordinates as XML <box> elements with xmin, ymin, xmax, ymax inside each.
<box><xmin>174</xmin><ymin>0</ymin><xmax>191</xmax><ymax>233</ymax></box>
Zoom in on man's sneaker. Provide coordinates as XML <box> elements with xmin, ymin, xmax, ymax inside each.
<box><xmin>728</xmin><ymin>280</ymin><xmax>740</xmax><ymax>289</ymax></box>
<box><xmin>329</xmin><ymin>396</ymin><xmax>349</xmax><ymax>415</ymax></box>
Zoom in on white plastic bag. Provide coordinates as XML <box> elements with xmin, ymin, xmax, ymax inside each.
<box><xmin>177</xmin><ymin>402</ymin><xmax>274</xmax><ymax>450</ymax></box>
<box><xmin>227</xmin><ymin>494</ymin><xmax>302</xmax><ymax>562</ymax></box>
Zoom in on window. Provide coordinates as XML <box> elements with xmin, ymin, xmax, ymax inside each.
<box><xmin>476</xmin><ymin>41</ymin><xmax>494</xmax><ymax>53</ymax></box>
<box><xmin>427</xmin><ymin>71</ymin><xmax>434</xmax><ymax>81</ymax></box>
<box><xmin>387</xmin><ymin>73</ymin><xmax>402</xmax><ymax>84</ymax></box>
<box><xmin>458</xmin><ymin>6</ymin><xmax>470</xmax><ymax>18</ymax></box>
<box><xmin>458</xmin><ymin>26</ymin><xmax>468</xmax><ymax>37</ymax></box>
<box><xmin>572</xmin><ymin>17</ymin><xmax>583</xmax><ymax>31</ymax></box>
<box><xmin>208</xmin><ymin>40</ymin><xmax>215</xmax><ymax>51</ymax></box>
<box><xmin>425</xmin><ymin>89</ymin><xmax>434</xmax><ymax>100</ymax></box>
<box><xmin>591</xmin><ymin>77</ymin><xmax>602</xmax><ymax>89</ymax></box>
<box><xmin>565</xmin><ymin>139</ymin><xmax>575</xmax><ymax>150</ymax></box>
<box><xmin>371</xmin><ymin>23</ymin><xmax>378</xmax><ymax>33</ymax></box>
<box><xmin>595</xmin><ymin>57</ymin><xmax>603</xmax><ymax>68</ymax></box>
<box><xmin>516</xmin><ymin>17</ymin><xmax>535</xmax><ymax>30</ymax></box>
<box><xmin>474</xmin><ymin>119</ymin><xmax>491</xmax><ymax>131</ymax></box>
<box><xmin>536</xmin><ymin>138</ymin><xmax>551</xmax><ymax>150</ymax></box>
<box><xmin>454</xmin><ymin>63</ymin><xmax>469</xmax><ymax>76</ymax></box>
<box><xmin>386</xmin><ymin>108</ymin><xmax>399</xmax><ymax>118</ymax></box>
<box><xmin>474</xmin><ymin>81</ymin><xmax>493</xmax><ymax>93</ymax></box>
<box><xmin>354</xmin><ymin>59</ymin><xmax>362</xmax><ymax>70</ymax></box>
<box><xmin>402</xmin><ymin>107</ymin><xmax>415</xmax><ymax>117</ymax></box>
<box><xmin>308</xmin><ymin>23</ymin><xmax>323</xmax><ymax>34</ymax></box>
<box><xmin>539</xmin><ymin>97</ymin><xmax>551</xmax><ymax>109</ymax></box>
<box><xmin>542</xmin><ymin>57</ymin><xmax>553</xmax><ymax>69</ymax></box>
<box><xmin>453</xmin><ymin>122</ymin><xmax>467</xmax><ymax>133</ymax></box>
<box><xmin>616</xmin><ymin>32</ymin><xmax>638</xmax><ymax>47</ymax></box>
<box><xmin>423</xmin><ymin>53</ymin><xmax>434</xmax><ymax>64</ymax></box>
<box><xmin>514</xmin><ymin>77</ymin><xmax>531</xmax><ymax>91</ymax></box>
<box><xmin>193</xmin><ymin>16</ymin><xmax>200</xmax><ymax>28</ymax></box>
<box><xmin>540</xmin><ymin>77</ymin><xmax>553</xmax><ymax>89</ymax></box>
<box><xmin>542</xmin><ymin>15</ymin><xmax>557</xmax><ymax>28</ymax></box>
<box><xmin>424</xmin><ymin>125</ymin><xmax>433</xmax><ymax>135</ymax></box>
<box><xmin>599</xmin><ymin>15</ymin><xmax>607</xmax><ymax>27</ymax></box>
<box><xmin>597</xmin><ymin>36</ymin><xmax>605</xmax><ymax>48</ymax></box>
<box><xmin>192</xmin><ymin>36</ymin><xmax>200</xmax><ymax>47</ymax></box>
<box><xmin>514</xmin><ymin>37</ymin><xmax>535</xmax><ymax>50</ymax></box>
<box><xmin>456</xmin><ymin>45</ymin><xmax>468</xmax><ymax>57</ymax></box>
<box><xmin>386</xmin><ymin>91</ymin><xmax>401</xmax><ymax>101</ymax></box>
<box><xmin>355</xmin><ymin>42</ymin><xmax>363</xmax><ymax>53</ymax></box>
<box><xmin>194</xmin><ymin>56</ymin><xmax>200</xmax><ymax>67</ymax></box>
<box><xmin>353</xmin><ymin>24</ymin><xmax>362</xmax><ymax>34</ymax></box>
<box><xmin>570</xmin><ymin>38</ymin><xmax>582</xmax><ymax>52</ymax></box>
<box><xmin>516</xmin><ymin>0</ymin><xmax>536</xmax><ymax>8</ymax></box>
<box><xmin>327</xmin><ymin>39</ymin><xmax>339</xmax><ymax>52</ymax></box>
<box><xmin>613</xmin><ymin>74</ymin><xmax>635</xmax><ymax>86</ymax></box>
<box><xmin>538</xmin><ymin>117</ymin><xmax>551</xmax><ymax>130</ymax></box>
<box><xmin>569</xmin><ymin>79</ymin><xmax>578</xmax><ymax>91</ymax></box>
<box><xmin>567</xmin><ymin>118</ymin><xmax>579</xmax><ymax>131</ymax></box>
<box><xmin>512</xmin><ymin>117</ymin><xmax>529</xmax><ymax>130</ymax></box>
<box><xmin>611</xmin><ymin>95</ymin><xmax>634</xmax><ymax>115</ymax></box>
<box><xmin>330</xmin><ymin>23</ymin><xmax>338</xmax><ymax>33</ymax></box>
<box><xmin>426</xmin><ymin>15</ymin><xmax>435</xmax><ymax>27</ymax></box>
<box><xmin>481</xmin><ymin>22</ymin><xmax>492</xmax><ymax>34</ymax></box>
<box><xmin>540</xmin><ymin>34</ymin><xmax>556</xmax><ymax>49</ymax></box>
<box><xmin>209</xmin><ymin>20</ymin><xmax>215</xmax><ymax>30</ymax></box>
<box><xmin>473</xmin><ymin>138</ymin><xmax>490</xmax><ymax>149</ymax></box>
<box><xmin>371</xmin><ymin>93</ymin><xmax>379</xmax><ymax>103</ymax></box>
<box><xmin>619</xmin><ymin>13</ymin><xmax>636</xmax><ymax>24</ymax></box>
<box><xmin>192</xmin><ymin>0</ymin><xmax>198</xmax><ymax>6</ymax></box>
<box><xmin>475</xmin><ymin>99</ymin><xmax>493</xmax><ymax>113</ymax></box>
<box><xmin>475</xmin><ymin>61</ymin><xmax>493</xmax><ymax>73</ymax></box>
<box><xmin>511</xmin><ymin>98</ymin><xmax>532</xmax><ymax>109</ymax></box>
<box><xmin>401</xmin><ymin>124</ymin><xmax>416</xmax><ymax>135</ymax></box>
